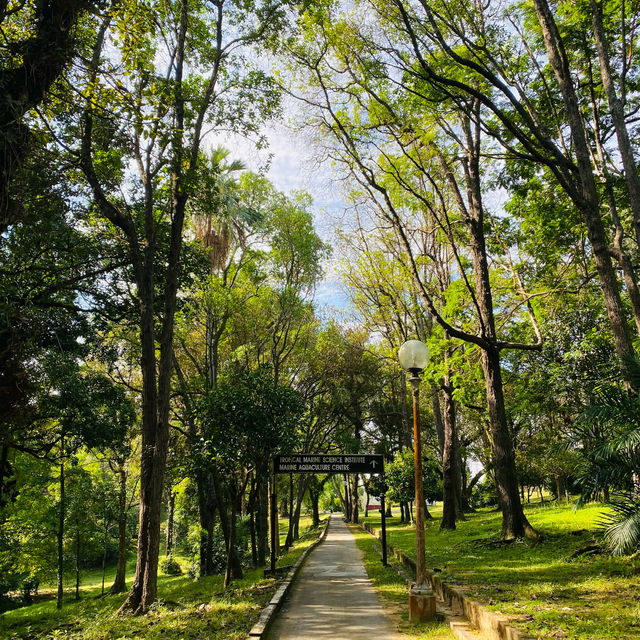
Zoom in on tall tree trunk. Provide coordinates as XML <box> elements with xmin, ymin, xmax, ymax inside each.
<box><xmin>256</xmin><ymin>471</ymin><xmax>268</xmax><ymax>566</ymax></box>
<box><xmin>482</xmin><ymin>347</ymin><xmax>537</xmax><ymax>539</ymax></box>
<box><xmin>285</xmin><ymin>473</ymin><xmax>294</xmax><ymax>547</ymax></box>
<box><xmin>249</xmin><ymin>475</ymin><xmax>257</xmax><ymax>566</ymax></box>
<box><xmin>609</xmin><ymin>216</ymin><xmax>640</xmax><ymax>336</ymax></box>
<box><xmin>400</xmin><ymin>501</ymin><xmax>408</xmax><ymax>523</ymax></box>
<box><xmin>555</xmin><ymin>474</ymin><xmax>568</xmax><ymax>502</ymax></box>
<box><xmin>350</xmin><ymin>474</ymin><xmax>359</xmax><ymax>524</ymax></box>
<box><xmin>532</xmin><ymin>0</ymin><xmax>635</xmax><ymax>381</ymax></box>
<box><xmin>205</xmin><ymin>508</ymin><xmax>216</xmax><ymax>573</ymax></box>
<box><xmin>292</xmin><ymin>476</ymin><xmax>306</xmax><ymax>540</ymax></box>
<box><xmin>166</xmin><ymin>491</ymin><xmax>175</xmax><ymax>556</ymax></box>
<box><xmin>57</xmin><ymin>431</ymin><xmax>65</xmax><ymax>609</ymax></box>
<box><xmin>343</xmin><ymin>474</ymin><xmax>351</xmax><ymax>521</ymax></box>
<box><xmin>590</xmin><ymin>0</ymin><xmax>640</xmax><ymax>253</ymax></box>
<box><xmin>455</xmin><ymin>442</ymin><xmax>465</xmax><ymax>514</ymax></box>
<box><xmin>211</xmin><ymin>466</ymin><xmax>231</xmax><ymax>548</ymax></box>
<box><xmin>455</xmin><ymin>120</ymin><xmax>537</xmax><ymax>540</ymax></box>
<box><xmin>432</xmin><ymin>391</ymin><xmax>445</xmax><ymax>456</ymax></box>
<box><xmin>310</xmin><ymin>487</ymin><xmax>320</xmax><ymax>527</ymax></box>
<box><xmin>336</xmin><ymin>479</ymin><xmax>346</xmax><ymax>514</ymax></box>
<box><xmin>75</xmin><ymin>523</ymin><xmax>81</xmax><ymax>600</ymax></box>
<box><xmin>199</xmin><ymin>486</ymin><xmax>211</xmax><ymax>575</ymax></box>
<box><xmin>101</xmin><ymin>517</ymin><xmax>108</xmax><ymax>596</ymax></box>
<box><xmin>441</xmin><ymin>366</ymin><xmax>460</xmax><ymax>530</ymax></box>
<box><xmin>83</xmin><ymin>0</ymin><xmax>219</xmax><ymax>612</ymax></box>
<box><xmin>197</xmin><ymin>469</ymin><xmax>217</xmax><ymax>576</ymax></box>
<box><xmin>589</xmin><ymin>93</ymin><xmax>640</xmax><ymax>337</ymax></box>
<box><xmin>110</xmin><ymin>466</ymin><xmax>128</xmax><ymax>594</ymax></box>
<box><xmin>223</xmin><ymin>487</ymin><xmax>242</xmax><ymax>588</ymax></box>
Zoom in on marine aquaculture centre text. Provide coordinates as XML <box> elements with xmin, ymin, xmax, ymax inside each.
<box><xmin>273</xmin><ymin>454</ymin><xmax>383</xmax><ymax>474</ymax></box>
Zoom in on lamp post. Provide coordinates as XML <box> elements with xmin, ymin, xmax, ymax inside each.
<box><xmin>398</xmin><ymin>339</ymin><xmax>436</xmax><ymax>622</ymax></box>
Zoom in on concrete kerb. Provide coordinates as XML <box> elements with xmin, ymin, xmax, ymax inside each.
<box><xmin>359</xmin><ymin>521</ymin><xmax>534</xmax><ymax>640</ymax></box>
<box><xmin>247</xmin><ymin>518</ymin><xmax>331</xmax><ymax>639</ymax></box>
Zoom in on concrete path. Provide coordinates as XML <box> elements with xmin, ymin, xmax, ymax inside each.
<box><xmin>267</xmin><ymin>514</ymin><xmax>400</xmax><ymax>640</ymax></box>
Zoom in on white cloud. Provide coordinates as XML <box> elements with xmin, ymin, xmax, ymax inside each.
<box><xmin>205</xmin><ymin>113</ymin><xmax>354</xmax><ymax>315</ymax></box>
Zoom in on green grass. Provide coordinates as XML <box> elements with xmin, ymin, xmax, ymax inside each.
<box><xmin>278</xmin><ymin>515</ymin><xmax>313</xmax><ymax>547</ymax></box>
<box><xmin>276</xmin><ymin>517</ymin><xmax>323</xmax><ymax>569</ymax></box>
<box><xmin>0</xmin><ymin>517</ymin><xmax>326</xmax><ymax>640</ymax></box>
<box><xmin>362</xmin><ymin>501</ymin><xmax>640</xmax><ymax>640</ymax></box>
<box><xmin>347</xmin><ymin>523</ymin><xmax>454</xmax><ymax>639</ymax></box>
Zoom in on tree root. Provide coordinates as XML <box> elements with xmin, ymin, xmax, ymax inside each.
<box><xmin>567</xmin><ymin>544</ymin><xmax>602</xmax><ymax>560</ymax></box>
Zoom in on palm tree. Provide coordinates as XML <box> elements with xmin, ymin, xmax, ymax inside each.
<box><xmin>191</xmin><ymin>147</ymin><xmax>261</xmax><ymax>270</ymax></box>
<box><xmin>578</xmin><ymin>357</ymin><xmax>640</xmax><ymax>554</ymax></box>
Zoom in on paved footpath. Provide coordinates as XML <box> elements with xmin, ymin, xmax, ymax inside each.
<box><xmin>267</xmin><ymin>513</ymin><xmax>400</xmax><ymax>640</ymax></box>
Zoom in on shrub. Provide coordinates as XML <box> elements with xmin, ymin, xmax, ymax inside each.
<box><xmin>471</xmin><ymin>479</ymin><xmax>498</xmax><ymax>508</ymax></box>
<box><xmin>161</xmin><ymin>556</ymin><xmax>182</xmax><ymax>576</ymax></box>
<box><xmin>21</xmin><ymin>576</ymin><xmax>39</xmax><ymax>603</ymax></box>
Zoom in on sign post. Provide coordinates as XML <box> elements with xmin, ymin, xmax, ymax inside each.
<box><xmin>380</xmin><ymin>474</ymin><xmax>388</xmax><ymax>566</ymax></box>
<box><xmin>268</xmin><ymin>453</ymin><xmax>387</xmax><ymax>575</ymax></box>
<box><xmin>274</xmin><ymin>454</ymin><xmax>383</xmax><ymax>475</ymax></box>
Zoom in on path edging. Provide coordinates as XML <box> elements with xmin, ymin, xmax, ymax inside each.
<box><xmin>360</xmin><ymin>521</ymin><xmax>534</xmax><ymax>640</ymax></box>
<box><xmin>247</xmin><ymin>518</ymin><xmax>331</xmax><ymax>639</ymax></box>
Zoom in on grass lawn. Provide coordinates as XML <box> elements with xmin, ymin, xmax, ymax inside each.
<box><xmin>279</xmin><ymin>515</ymin><xmax>313</xmax><ymax>547</ymax></box>
<box><xmin>276</xmin><ymin>516</ymin><xmax>317</xmax><ymax>568</ymax></box>
<box><xmin>347</xmin><ymin>523</ymin><xmax>455</xmax><ymax>640</ymax></box>
<box><xmin>0</xmin><ymin>516</ymin><xmax>325</xmax><ymax>640</ymax></box>
<box><xmin>361</xmin><ymin>501</ymin><xmax>640</xmax><ymax>640</ymax></box>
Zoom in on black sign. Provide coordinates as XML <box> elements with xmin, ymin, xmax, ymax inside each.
<box><xmin>274</xmin><ymin>454</ymin><xmax>384</xmax><ymax>474</ymax></box>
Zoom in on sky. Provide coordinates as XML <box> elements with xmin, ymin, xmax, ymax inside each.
<box><xmin>211</xmin><ymin>116</ymin><xmax>354</xmax><ymax>317</ymax></box>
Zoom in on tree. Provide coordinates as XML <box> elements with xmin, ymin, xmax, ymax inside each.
<box><xmin>281</xmin><ymin>12</ymin><xmax>544</xmax><ymax>537</ymax></box>
<box><xmin>338</xmin><ymin>208</ymin><xmax>467</xmax><ymax>528</ymax></box>
<box><xmin>44</xmin><ymin>363</ymin><xmax>132</xmax><ymax>608</ymax></box>
<box><xmin>200</xmin><ymin>366</ymin><xmax>302</xmax><ymax>587</ymax></box>
<box><xmin>0</xmin><ymin>150</ymin><xmax>124</xmax><ymax>462</ymax></box>
<box><xmin>0</xmin><ymin>0</ymin><xmax>96</xmax><ymax>231</ymax></box>
<box><xmin>62</xmin><ymin>0</ymin><xmax>284</xmax><ymax>611</ymax></box>
<box><xmin>576</xmin><ymin>357</ymin><xmax>640</xmax><ymax>554</ymax></box>
<box><xmin>385</xmin><ymin>449</ymin><xmax>441</xmax><ymax>520</ymax></box>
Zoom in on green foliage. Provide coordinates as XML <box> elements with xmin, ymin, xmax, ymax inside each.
<box><xmin>470</xmin><ymin>478</ymin><xmax>498</xmax><ymax>509</ymax></box>
<box><xmin>0</xmin><ymin>452</ymin><xmax>126</xmax><ymax>609</ymax></box>
<box><xmin>385</xmin><ymin>450</ymin><xmax>441</xmax><ymax>505</ymax></box>
<box><xmin>200</xmin><ymin>365</ymin><xmax>303</xmax><ymax>468</ymax></box>
<box><xmin>20</xmin><ymin>576</ymin><xmax>39</xmax><ymax>604</ymax></box>
<box><xmin>0</xmin><ymin>519</ymin><xmax>321</xmax><ymax>638</ymax></box>
<box><xmin>575</xmin><ymin>357</ymin><xmax>640</xmax><ymax>554</ymax></box>
<box><xmin>160</xmin><ymin>556</ymin><xmax>182</xmax><ymax>576</ymax></box>
<box><xmin>600</xmin><ymin>496</ymin><xmax>640</xmax><ymax>556</ymax></box>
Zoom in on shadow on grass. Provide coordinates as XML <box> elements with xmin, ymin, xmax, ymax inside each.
<box><xmin>364</xmin><ymin>502</ymin><xmax>640</xmax><ymax>640</ymax></box>
<box><xmin>0</xmin><ymin>519</ymin><xmax>326</xmax><ymax>640</ymax></box>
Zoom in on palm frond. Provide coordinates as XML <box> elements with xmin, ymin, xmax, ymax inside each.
<box><xmin>575</xmin><ymin>356</ymin><xmax>640</xmax><ymax>506</ymax></box>
<box><xmin>599</xmin><ymin>494</ymin><xmax>640</xmax><ymax>555</ymax></box>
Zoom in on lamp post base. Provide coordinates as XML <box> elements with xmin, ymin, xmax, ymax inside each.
<box><xmin>408</xmin><ymin>584</ymin><xmax>436</xmax><ymax>622</ymax></box>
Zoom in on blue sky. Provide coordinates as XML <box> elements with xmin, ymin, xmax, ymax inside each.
<box><xmin>210</xmin><ymin>118</ymin><xmax>354</xmax><ymax>316</ymax></box>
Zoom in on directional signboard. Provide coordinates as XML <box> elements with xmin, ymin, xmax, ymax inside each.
<box><xmin>274</xmin><ymin>454</ymin><xmax>384</xmax><ymax>475</ymax></box>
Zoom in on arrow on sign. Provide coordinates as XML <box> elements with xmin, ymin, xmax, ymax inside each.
<box><xmin>371</xmin><ymin>460</ymin><xmax>378</xmax><ymax>469</ymax></box>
